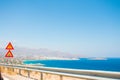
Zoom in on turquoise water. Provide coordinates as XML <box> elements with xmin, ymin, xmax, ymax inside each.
<box><xmin>24</xmin><ymin>58</ymin><xmax>120</xmax><ymax>72</ymax></box>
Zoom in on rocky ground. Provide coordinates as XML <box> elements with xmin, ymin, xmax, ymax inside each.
<box><xmin>2</xmin><ymin>73</ymin><xmax>34</xmax><ymax>80</ymax></box>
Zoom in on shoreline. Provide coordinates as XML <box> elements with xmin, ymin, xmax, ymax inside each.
<box><xmin>23</xmin><ymin>58</ymin><xmax>79</xmax><ymax>62</ymax></box>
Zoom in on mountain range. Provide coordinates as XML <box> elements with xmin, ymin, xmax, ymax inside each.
<box><xmin>0</xmin><ymin>47</ymin><xmax>80</xmax><ymax>58</ymax></box>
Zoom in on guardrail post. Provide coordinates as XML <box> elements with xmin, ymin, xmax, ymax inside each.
<box><xmin>60</xmin><ymin>75</ymin><xmax>63</xmax><ymax>80</ymax></box>
<box><xmin>40</xmin><ymin>72</ymin><xmax>43</xmax><ymax>80</ymax></box>
<box><xmin>28</xmin><ymin>70</ymin><xmax>30</xmax><ymax>78</ymax></box>
<box><xmin>12</xmin><ymin>68</ymin><xmax>14</xmax><ymax>72</ymax></box>
<box><xmin>19</xmin><ymin>69</ymin><xmax>21</xmax><ymax>75</ymax></box>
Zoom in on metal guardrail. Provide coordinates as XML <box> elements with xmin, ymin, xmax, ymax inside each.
<box><xmin>0</xmin><ymin>64</ymin><xmax>120</xmax><ymax>80</ymax></box>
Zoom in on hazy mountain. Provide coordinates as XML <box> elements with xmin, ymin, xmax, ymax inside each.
<box><xmin>0</xmin><ymin>47</ymin><xmax>79</xmax><ymax>58</ymax></box>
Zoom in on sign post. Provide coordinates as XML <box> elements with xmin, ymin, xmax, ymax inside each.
<box><xmin>5</xmin><ymin>42</ymin><xmax>14</xmax><ymax>58</ymax></box>
<box><xmin>5</xmin><ymin>42</ymin><xmax>14</xmax><ymax>64</ymax></box>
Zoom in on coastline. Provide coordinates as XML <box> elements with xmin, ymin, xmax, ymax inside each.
<box><xmin>23</xmin><ymin>58</ymin><xmax>79</xmax><ymax>62</ymax></box>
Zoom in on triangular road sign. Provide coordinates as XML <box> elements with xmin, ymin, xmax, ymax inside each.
<box><xmin>6</xmin><ymin>42</ymin><xmax>14</xmax><ymax>50</ymax></box>
<box><xmin>5</xmin><ymin>50</ymin><xmax>13</xmax><ymax>57</ymax></box>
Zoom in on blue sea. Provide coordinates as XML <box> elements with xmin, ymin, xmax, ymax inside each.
<box><xmin>24</xmin><ymin>58</ymin><xmax>120</xmax><ymax>72</ymax></box>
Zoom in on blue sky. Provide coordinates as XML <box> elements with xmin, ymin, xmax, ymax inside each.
<box><xmin>0</xmin><ymin>0</ymin><xmax>120</xmax><ymax>57</ymax></box>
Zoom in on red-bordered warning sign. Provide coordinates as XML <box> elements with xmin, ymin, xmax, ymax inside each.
<box><xmin>5</xmin><ymin>50</ymin><xmax>13</xmax><ymax>57</ymax></box>
<box><xmin>6</xmin><ymin>42</ymin><xmax>14</xmax><ymax>50</ymax></box>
